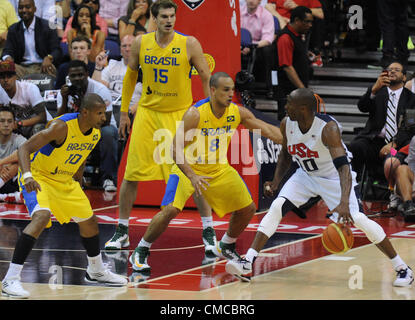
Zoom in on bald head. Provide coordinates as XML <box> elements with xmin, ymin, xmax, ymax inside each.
<box><xmin>80</xmin><ymin>93</ymin><xmax>105</xmax><ymax>111</ymax></box>
<box><xmin>288</xmin><ymin>88</ymin><xmax>317</xmax><ymax>111</ymax></box>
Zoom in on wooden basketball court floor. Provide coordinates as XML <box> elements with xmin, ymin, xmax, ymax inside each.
<box><xmin>1</xmin><ymin>189</ymin><xmax>415</xmax><ymax>302</ymax></box>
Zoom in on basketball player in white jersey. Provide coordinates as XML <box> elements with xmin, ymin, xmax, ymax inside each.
<box><xmin>226</xmin><ymin>88</ymin><xmax>413</xmax><ymax>287</ymax></box>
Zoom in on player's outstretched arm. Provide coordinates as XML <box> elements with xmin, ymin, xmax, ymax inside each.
<box><xmin>172</xmin><ymin>107</ymin><xmax>211</xmax><ymax>196</ymax></box>
<box><xmin>238</xmin><ymin>106</ymin><xmax>283</xmax><ymax>144</ymax></box>
<box><xmin>322</xmin><ymin>121</ymin><xmax>354</xmax><ymax>225</ymax></box>
<box><xmin>18</xmin><ymin>120</ymin><xmax>68</xmax><ymax>193</ymax></box>
<box><xmin>264</xmin><ymin>118</ymin><xmax>290</xmax><ymax>197</ymax></box>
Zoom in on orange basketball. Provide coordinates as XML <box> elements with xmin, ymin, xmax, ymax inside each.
<box><xmin>322</xmin><ymin>223</ymin><xmax>354</xmax><ymax>254</ymax></box>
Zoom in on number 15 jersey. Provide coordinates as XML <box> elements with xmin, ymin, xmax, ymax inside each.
<box><xmin>139</xmin><ymin>31</ymin><xmax>193</xmax><ymax>112</ymax></box>
<box><xmin>285</xmin><ymin>113</ymin><xmax>352</xmax><ymax>180</ymax></box>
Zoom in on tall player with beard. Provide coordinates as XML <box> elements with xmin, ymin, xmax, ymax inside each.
<box><xmin>104</xmin><ymin>0</ymin><xmax>216</xmax><ymax>260</ymax></box>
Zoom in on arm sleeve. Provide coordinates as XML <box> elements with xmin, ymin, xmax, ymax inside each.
<box><xmin>120</xmin><ymin>66</ymin><xmax>139</xmax><ymax>113</ymax></box>
<box><xmin>277</xmin><ymin>34</ymin><xmax>294</xmax><ymax>67</ymax></box>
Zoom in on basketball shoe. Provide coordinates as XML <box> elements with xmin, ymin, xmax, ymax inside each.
<box><xmin>105</xmin><ymin>224</ymin><xmax>130</xmax><ymax>250</ymax></box>
<box><xmin>129</xmin><ymin>246</ymin><xmax>151</xmax><ymax>271</ymax></box>
<box><xmin>1</xmin><ymin>276</ymin><xmax>30</xmax><ymax>298</ymax></box>
<box><xmin>202</xmin><ymin>227</ymin><xmax>217</xmax><ymax>254</ymax></box>
<box><xmin>393</xmin><ymin>267</ymin><xmax>414</xmax><ymax>287</ymax></box>
<box><xmin>225</xmin><ymin>258</ymin><xmax>252</xmax><ymax>282</ymax></box>
<box><xmin>85</xmin><ymin>267</ymin><xmax>128</xmax><ymax>286</ymax></box>
<box><xmin>212</xmin><ymin>241</ymin><xmax>241</xmax><ymax>261</ymax></box>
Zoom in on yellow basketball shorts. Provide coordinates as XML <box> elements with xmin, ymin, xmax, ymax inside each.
<box><xmin>19</xmin><ymin>172</ymin><xmax>94</xmax><ymax>227</ymax></box>
<box><xmin>124</xmin><ymin>107</ymin><xmax>188</xmax><ymax>182</ymax></box>
<box><xmin>161</xmin><ymin>164</ymin><xmax>253</xmax><ymax>218</ymax></box>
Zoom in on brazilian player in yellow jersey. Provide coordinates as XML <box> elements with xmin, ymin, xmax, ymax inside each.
<box><xmin>105</xmin><ymin>0</ymin><xmax>215</xmax><ymax>255</ymax></box>
<box><xmin>129</xmin><ymin>72</ymin><xmax>283</xmax><ymax>272</ymax></box>
<box><xmin>1</xmin><ymin>94</ymin><xmax>127</xmax><ymax>299</ymax></box>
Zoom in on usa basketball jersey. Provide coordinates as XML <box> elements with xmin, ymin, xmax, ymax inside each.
<box><xmin>286</xmin><ymin>113</ymin><xmax>352</xmax><ymax>179</ymax></box>
<box><xmin>186</xmin><ymin>97</ymin><xmax>241</xmax><ymax>174</ymax></box>
<box><xmin>139</xmin><ymin>31</ymin><xmax>193</xmax><ymax>112</ymax></box>
<box><xmin>30</xmin><ymin>113</ymin><xmax>101</xmax><ymax>182</ymax></box>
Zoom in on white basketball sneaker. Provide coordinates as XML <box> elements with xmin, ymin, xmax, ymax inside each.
<box><xmin>85</xmin><ymin>267</ymin><xmax>128</xmax><ymax>286</ymax></box>
<box><xmin>1</xmin><ymin>277</ymin><xmax>30</xmax><ymax>299</ymax></box>
<box><xmin>393</xmin><ymin>267</ymin><xmax>414</xmax><ymax>287</ymax></box>
<box><xmin>225</xmin><ymin>258</ymin><xmax>252</xmax><ymax>282</ymax></box>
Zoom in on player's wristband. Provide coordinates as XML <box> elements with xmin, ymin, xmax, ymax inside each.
<box><xmin>333</xmin><ymin>155</ymin><xmax>349</xmax><ymax>170</ymax></box>
<box><xmin>22</xmin><ymin>171</ymin><xmax>33</xmax><ymax>181</ymax></box>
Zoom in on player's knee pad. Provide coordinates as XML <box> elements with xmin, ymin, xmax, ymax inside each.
<box><xmin>257</xmin><ymin>197</ymin><xmax>285</xmax><ymax>238</ymax></box>
<box><xmin>353</xmin><ymin>211</ymin><xmax>386</xmax><ymax>244</ymax></box>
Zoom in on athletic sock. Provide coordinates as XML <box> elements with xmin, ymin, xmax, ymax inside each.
<box><xmin>138</xmin><ymin>238</ymin><xmax>152</xmax><ymax>248</ymax></box>
<box><xmin>11</xmin><ymin>233</ymin><xmax>36</xmax><ymax>265</ymax></box>
<box><xmin>118</xmin><ymin>218</ymin><xmax>129</xmax><ymax>228</ymax></box>
<box><xmin>4</xmin><ymin>263</ymin><xmax>24</xmax><ymax>280</ymax></box>
<box><xmin>221</xmin><ymin>233</ymin><xmax>237</xmax><ymax>244</ymax></box>
<box><xmin>81</xmin><ymin>234</ymin><xmax>100</xmax><ymax>258</ymax></box>
<box><xmin>87</xmin><ymin>254</ymin><xmax>105</xmax><ymax>272</ymax></box>
<box><xmin>391</xmin><ymin>254</ymin><xmax>408</xmax><ymax>271</ymax></box>
<box><xmin>245</xmin><ymin>248</ymin><xmax>258</xmax><ymax>263</ymax></box>
<box><xmin>201</xmin><ymin>216</ymin><xmax>214</xmax><ymax>229</ymax></box>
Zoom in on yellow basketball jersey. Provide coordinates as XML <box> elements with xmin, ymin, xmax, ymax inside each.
<box><xmin>30</xmin><ymin>113</ymin><xmax>101</xmax><ymax>182</ymax></box>
<box><xmin>185</xmin><ymin>98</ymin><xmax>241</xmax><ymax>174</ymax></box>
<box><xmin>139</xmin><ymin>31</ymin><xmax>193</xmax><ymax>112</ymax></box>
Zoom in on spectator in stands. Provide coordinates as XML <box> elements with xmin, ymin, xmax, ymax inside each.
<box><xmin>92</xmin><ymin>34</ymin><xmax>141</xmax><ymax>120</ymax></box>
<box><xmin>377</xmin><ymin>0</ymin><xmax>409</xmax><ymax>68</ymax></box>
<box><xmin>240</xmin><ymin>0</ymin><xmax>275</xmax><ymax>100</ymax></box>
<box><xmin>63</xmin><ymin>0</ymin><xmax>108</xmax><ymax>42</ymax></box>
<box><xmin>0</xmin><ymin>0</ymin><xmax>19</xmax><ymax>56</ymax></box>
<box><xmin>349</xmin><ymin>62</ymin><xmax>415</xmax><ymax>201</ymax></box>
<box><xmin>55</xmin><ymin>35</ymin><xmax>96</xmax><ymax>89</ymax></box>
<box><xmin>266</xmin><ymin>0</ymin><xmax>324</xmax><ymax>67</ymax></box>
<box><xmin>67</xmin><ymin>5</ymin><xmax>105</xmax><ymax>62</ymax></box>
<box><xmin>0</xmin><ymin>105</ymin><xmax>25</xmax><ymax>203</ymax></box>
<box><xmin>118</xmin><ymin>0</ymin><xmax>156</xmax><ymax>40</ymax></box>
<box><xmin>395</xmin><ymin>135</ymin><xmax>415</xmax><ymax>220</ymax></box>
<box><xmin>99</xmin><ymin>0</ymin><xmax>129</xmax><ymax>42</ymax></box>
<box><xmin>0</xmin><ymin>60</ymin><xmax>47</xmax><ymax>138</ymax></box>
<box><xmin>56</xmin><ymin>60</ymin><xmax>119</xmax><ymax>192</ymax></box>
<box><xmin>275</xmin><ymin>5</ymin><xmax>312</xmax><ymax>120</ymax></box>
<box><xmin>1</xmin><ymin>0</ymin><xmax>62</xmax><ymax>79</ymax></box>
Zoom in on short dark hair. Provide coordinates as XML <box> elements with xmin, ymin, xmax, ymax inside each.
<box><xmin>290</xmin><ymin>6</ymin><xmax>312</xmax><ymax>23</ymax></box>
<box><xmin>71</xmin><ymin>35</ymin><xmax>92</xmax><ymax>49</ymax></box>
<box><xmin>210</xmin><ymin>72</ymin><xmax>232</xmax><ymax>88</ymax></box>
<box><xmin>151</xmin><ymin>0</ymin><xmax>177</xmax><ymax>18</ymax></box>
<box><xmin>80</xmin><ymin>93</ymin><xmax>105</xmax><ymax>111</ymax></box>
<box><xmin>68</xmin><ymin>60</ymin><xmax>88</xmax><ymax>73</ymax></box>
<box><xmin>0</xmin><ymin>105</ymin><xmax>16</xmax><ymax>119</ymax></box>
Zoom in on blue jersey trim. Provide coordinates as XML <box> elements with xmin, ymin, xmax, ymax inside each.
<box><xmin>315</xmin><ymin>113</ymin><xmax>335</xmax><ymax>123</ymax></box>
<box><xmin>161</xmin><ymin>174</ymin><xmax>180</xmax><ymax>207</ymax></box>
<box><xmin>194</xmin><ymin>97</ymin><xmax>210</xmax><ymax>107</ymax></box>
<box><xmin>57</xmin><ymin>112</ymin><xmax>79</xmax><ymax>122</ymax></box>
<box><xmin>175</xmin><ymin>30</ymin><xmax>188</xmax><ymax>37</ymax></box>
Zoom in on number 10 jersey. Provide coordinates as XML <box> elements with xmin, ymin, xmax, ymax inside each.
<box><xmin>285</xmin><ymin>113</ymin><xmax>353</xmax><ymax>180</ymax></box>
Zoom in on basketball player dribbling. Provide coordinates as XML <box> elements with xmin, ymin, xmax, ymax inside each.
<box><xmin>226</xmin><ymin>88</ymin><xmax>413</xmax><ymax>287</ymax></box>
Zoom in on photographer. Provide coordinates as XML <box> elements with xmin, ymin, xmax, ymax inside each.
<box><xmin>57</xmin><ymin>60</ymin><xmax>119</xmax><ymax>192</ymax></box>
<box><xmin>348</xmin><ymin>61</ymin><xmax>415</xmax><ymax>209</ymax></box>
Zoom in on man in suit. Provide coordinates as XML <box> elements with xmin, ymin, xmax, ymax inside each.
<box><xmin>349</xmin><ymin>61</ymin><xmax>415</xmax><ymax>183</ymax></box>
<box><xmin>1</xmin><ymin>0</ymin><xmax>61</xmax><ymax>79</ymax></box>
